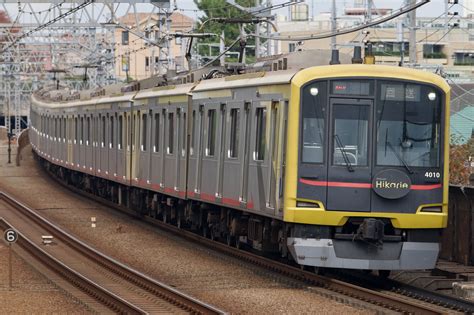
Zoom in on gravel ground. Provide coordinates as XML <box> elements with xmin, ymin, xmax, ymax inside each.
<box><xmin>0</xmin><ymin>241</ymin><xmax>91</xmax><ymax>314</ymax></box>
<box><xmin>0</xmin><ymin>143</ymin><xmax>372</xmax><ymax>314</ymax></box>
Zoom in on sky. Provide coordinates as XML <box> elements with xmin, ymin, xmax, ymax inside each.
<box><xmin>3</xmin><ymin>0</ymin><xmax>470</xmax><ymax>25</ymax></box>
<box><xmin>172</xmin><ymin>0</ymin><xmax>466</xmax><ymax>19</ymax></box>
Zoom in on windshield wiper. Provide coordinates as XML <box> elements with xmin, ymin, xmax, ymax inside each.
<box><xmin>334</xmin><ymin>134</ymin><xmax>354</xmax><ymax>172</ymax></box>
<box><xmin>386</xmin><ymin>141</ymin><xmax>414</xmax><ymax>174</ymax></box>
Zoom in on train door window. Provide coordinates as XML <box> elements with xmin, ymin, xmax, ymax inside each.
<box><xmin>206</xmin><ymin>109</ymin><xmax>216</xmax><ymax>156</ymax></box>
<box><xmin>271</xmin><ymin>102</ymin><xmax>279</xmax><ymax>159</ymax></box>
<box><xmin>63</xmin><ymin>118</ymin><xmax>67</xmax><ymax>142</ymax></box>
<box><xmin>332</xmin><ymin>104</ymin><xmax>369</xmax><ymax>166</ymax></box>
<box><xmin>101</xmin><ymin>116</ymin><xmax>106</xmax><ymax>148</ymax></box>
<box><xmin>141</xmin><ymin>113</ymin><xmax>147</xmax><ymax>151</ymax></box>
<box><xmin>80</xmin><ymin>117</ymin><xmax>84</xmax><ymax>145</ymax></box>
<box><xmin>118</xmin><ymin>115</ymin><xmax>123</xmax><ymax>150</ymax></box>
<box><xmin>190</xmin><ymin>110</ymin><xmax>196</xmax><ymax>155</ymax></box>
<box><xmin>110</xmin><ymin>116</ymin><xmax>114</xmax><ymax>149</ymax></box>
<box><xmin>255</xmin><ymin>107</ymin><xmax>267</xmax><ymax>161</ymax></box>
<box><xmin>127</xmin><ymin>115</ymin><xmax>131</xmax><ymax>151</ymax></box>
<box><xmin>86</xmin><ymin>117</ymin><xmax>91</xmax><ymax>145</ymax></box>
<box><xmin>168</xmin><ymin>112</ymin><xmax>174</xmax><ymax>154</ymax></box>
<box><xmin>74</xmin><ymin>117</ymin><xmax>78</xmax><ymax>144</ymax></box>
<box><xmin>153</xmin><ymin>113</ymin><xmax>159</xmax><ymax>152</ymax></box>
<box><xmin>93</xmin><ymin>117</ymin><xmax>97</xmax><ymax>145</ymax></box>
<box><xmin>133</xmin><ymin>113</ymin><xmax>137</xmax><ymax>152</ymax></box>
<box><xmin>60</xmin><ymin>117</ymin><xmax>62</xmax><ymax>140</ymax></box>
<box><xmin>229</xmin><ymin>108</ymin><xmax>240</xmax><ymax>158</ymax></box>
<box><xmin>181</xmin><ymin>112</ymin><xmax>186</xmax><ymax>157</ymax></box>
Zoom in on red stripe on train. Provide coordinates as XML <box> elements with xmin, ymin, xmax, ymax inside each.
<box><xmin>300</xmin><ymin>179</ymin><xmax>442</xmax><ymax>190</ymax></box>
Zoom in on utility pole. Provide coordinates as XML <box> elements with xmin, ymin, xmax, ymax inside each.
<box><xmin>408</xmin><ymin>0</ymin><xmax>417</xmax><ymax>64</ymax></box>
<box><xmin>367</xmin><ymin>0</ymin><xmax>372</xmax><ymax>22</ymax></box>
<box><xmin>255</xmin><ymin>0</ymin><xmax>260</xmax><ymax>58</ymax></box>
<box><xmin>220</xmin><ymin>31</ymin><xmax>225</xmax><ymax>66</ymax></box>
<box><xmin>7</xmin><ymin>97</ymin><xmax>11</xmax><ymax>164</ymax></box>
<box><xmin>331</xmin><ymin>0</ymin><xmax>337</xmax><ymax>50</ymax></box>
<box><xmin>398</xmin><ymin>20</ymin><xmax>405</xmax><ymax>66</ymax></box>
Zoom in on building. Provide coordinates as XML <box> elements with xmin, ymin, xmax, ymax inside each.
<box><xmin>114</xmin><ymin>12</ymin><xmax>194</xmax><ymax>81</ymax></box>
<box><xmin>275</xmin><ymin>11</ymin><xmax>474</xmax><ymax>80</ymax></box>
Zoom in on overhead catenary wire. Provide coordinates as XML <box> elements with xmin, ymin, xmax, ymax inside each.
<box><xmin>249</xmin><ymin>0</ymin><xmax>430</xmax><ymax>41</ymax></box>
<box><xmin>1</xmin><ymin>0</ymin><xmax>94</xmax><ymax>54</ymax></box>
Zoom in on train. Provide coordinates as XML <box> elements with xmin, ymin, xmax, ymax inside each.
<box><xmin>29</xmin><ymin>50</ymin><xmax>450</xmax><ymax>274</ymax></box>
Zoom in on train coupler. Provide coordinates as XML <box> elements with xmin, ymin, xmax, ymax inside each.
<box><xmin>356</xmin><ymin>218</ymin><xmax>385</xmax><ymax>244</ymax></box>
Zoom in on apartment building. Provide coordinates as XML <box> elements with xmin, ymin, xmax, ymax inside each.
<box><xmin>114</xmin><ymin>12</ymin><xmax>194</xmax><ymax>81</ymax></box>
<box><xmin>276</xmin><ymin>11</ymin><xmax>474</xmax><ymax>79</ymax></box>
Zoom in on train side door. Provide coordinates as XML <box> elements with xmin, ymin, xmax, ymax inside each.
<box><xmin>326</xmin><ymin>98</ymin><xmax>372</xmax><ymax>211</ymax></box>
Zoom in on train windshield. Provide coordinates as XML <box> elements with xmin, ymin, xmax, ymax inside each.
<box><xmin>376</xmin><ymin>81</ymin><xmax>441</xmax><ymax>168</ymax></box>
<box><xmin>301</xmin><ymin>82</ymin><xmax>327</xmax><ymax>163</ymax></box>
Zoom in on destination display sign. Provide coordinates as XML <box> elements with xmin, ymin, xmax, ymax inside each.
<box><xmin>372</xmin><ymin>169</ymin><xmax>412</xmax><ymax>199</ymax></box>
<box><xmin>331</xmin><ymin>81</ymin><xmax>372</xmax><ymax>96</ymax></box>
<box><xmin>380</xmin><ymin>84</ymin><xmax>420</xmax><ymax>102</ymax></box>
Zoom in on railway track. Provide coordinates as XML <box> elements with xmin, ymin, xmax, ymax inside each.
<box><xmin>328</xmin><ymin>269</ymin><xmax>474</xmax><ymax>314</ymax></box>
<box><xmin>0</xmin><ymin>191</ymin><xmax>224</xmax><ymax>315</ymax></box>
<box><xmin>44</xmin><ymin>171</ymin><xmax>466</xmax><ymax>314</ymax></box>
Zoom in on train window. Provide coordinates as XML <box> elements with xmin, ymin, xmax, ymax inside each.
<box><xmin>332</xmin><ymin>104</ymin><xmax>369</xmax><ymax>166</ymax></box>
<box><xmin>141</xmin><ymin>114</ymin><xmax>147</xmax><ymax>151</ymax></box>
<box><xmin>80</xmin><ymin>117</ymin><xmax>84</xmax><ymax>144</ymax></box>
<box><xmin>229</xmin><ymin>108</ymin><xmax>240</xmax><ymax>158</ymax></box>
<box><xmin>168</xmin><ymin>112</ymin><xmax>174</xmax><ymax>154</ymax></box>
<box><xmin>153</xmin><ymin>113</ymin><xmax>159</xmax><ymax>152</ymax></box>
<box><xmin>376</xmin><ymin>82</ymin><xmax>441</xmax><ymax>167</ymax></box>
<box><xmin>190</xmin><ymin>110</ymin><xmax>196</xmax><ymax>155</ymax></box>
<box><xmin>86</xmin><ymin>117</ymin><xmax>90</xmax><ymax>145</ymax></box>
<box><xmin>127</xmin><ymin>115</ymin><xmax>131</xmax><ymax>151</ymax></box>
<box><xmin>64</xmin><ymin>118</ymin><xmax>66</xmax><ymax>142</ymax></box>
<box><xmin>118</xmin><ymin>115</ymin><xmax>123</xmax><ymax>150</ymax></box>
<box><xmin>59</xmin><ymin>118</ymin><xmax>62</xmax><ymax>141</ymax></box>
<box><xmin>101</xmin><ymin>116</ymin><xmax>106</xmax><ymax>148</ymax></box>
<box><xmin>301</xmin><ymin>82</ymin><xmax>327</xmax><ymax>163</ymax></box>
<box><xmin>207</xmin><ymin>109</ymin><xmax>216</xmax><ymax>156</ymax></box>
<box><xmin>182</xmin><ymin>112</ymin><xmax>186</xmax><ymax>157</ymax></box>
<box><xmin>255</xmin><ymin>107</ymin><xmax>267</xmax><ymax>161</ymax></box>
<box><xmin>74</xmin><ymin>117</ymin><xmax>78</xmax><ymax>143</ymax></box>
<box><xmin>110</xmin><ymin>116</ymin><xmax>114</xmax><ymax>149</ymax></box>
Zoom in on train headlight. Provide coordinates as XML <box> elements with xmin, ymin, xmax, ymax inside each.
<box><xmin>310</xmin><ymin>87</ymin><xmax>319</xmax><ymax>96</ymax></box>
<box><xmin>428</xmin><ymin>92</ymin><xmax>436</xmax><ymax>101</ymax></box>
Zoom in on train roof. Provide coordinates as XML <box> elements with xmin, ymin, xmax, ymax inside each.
<box><xmin>192</xmin><ymin>70</ymin><xmax>297</xmax><ymax>93</ymax></box>
<box><xmin>292</xmin><ymin>64</ymin><xmax>451</xmax><ymax>93</ymax></box>
<box><xmin>134</xmin><ymin>83</ymin><xmax>195</xmax><ymax>100</ymax></box>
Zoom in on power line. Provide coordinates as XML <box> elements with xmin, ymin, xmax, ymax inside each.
<box><xmin>250</xmin><ymin>0</ymin><xmax>429</xmax><ymax>41</ymax></box>
<box><xmin>1</xmin><ymin>0</ymin><xmax>94</xmax><ymax>54</ymax></box>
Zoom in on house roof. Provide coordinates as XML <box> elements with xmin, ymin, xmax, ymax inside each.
<box><xmin>451</xmin><ymin>106</ymin><xmax>474</xmax><ymax>144</ymax></box>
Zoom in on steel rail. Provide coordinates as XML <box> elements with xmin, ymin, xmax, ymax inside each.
<box><xmin>45</xmin><ymin>170</ymin><xmax>445</xmax><ymax>315</ymax></box>
<box><xmin>0</xmin><ymin>191</ymin><xmax>224</xmax><ymax>315</ymax></box>
<box><xmin>0</xmin><ymin>218</ymin><xmax>146</xmax><ymax>314</ymax></box>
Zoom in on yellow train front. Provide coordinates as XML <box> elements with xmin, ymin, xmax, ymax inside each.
<box><xmin>284</xmin><ymin>65</ymin><xmax>450</xmax><ymax>270</ymax></box>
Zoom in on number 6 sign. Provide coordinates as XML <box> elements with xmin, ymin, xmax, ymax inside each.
<box><xmin>4</xmin><ymin>229</ymin><xmax>18</xmax><ymax>243</ymax></box>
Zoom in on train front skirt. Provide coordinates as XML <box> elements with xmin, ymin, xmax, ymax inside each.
<box><xmin>287</xmin><ymin>238</ymin><xmax>439</xmax><ymax>270</ymax></box>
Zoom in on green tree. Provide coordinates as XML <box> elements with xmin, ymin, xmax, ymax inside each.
<box><xmin>193</xmin><ymin>0</ymin><xmax>256</xmax><ymax>61</ymax></box>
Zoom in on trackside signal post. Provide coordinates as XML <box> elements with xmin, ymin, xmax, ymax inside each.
<box><xmin>4</xmin><ymin>228</ymin><xmax>18</xmax><ymax>290</ymax></box>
